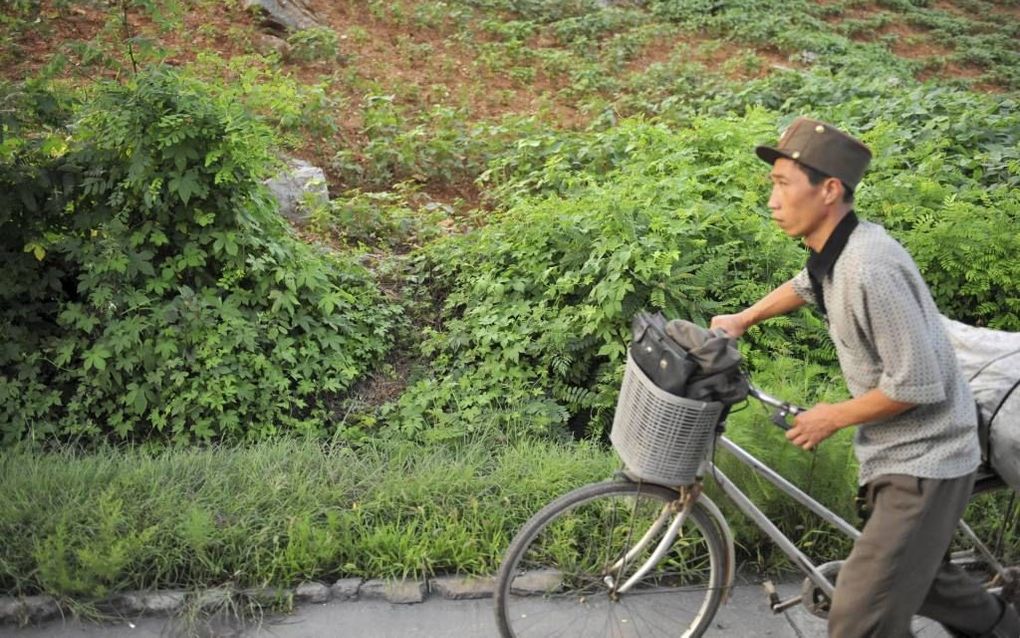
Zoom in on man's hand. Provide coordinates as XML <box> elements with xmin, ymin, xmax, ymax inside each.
<box><xmin>710</xmin><ymin>313</ymin><xmax>749</xmax><ymax>339</ymax></box>
<box><xmin>786</xmin><ymin>402</ymin><xmax>846</xmax><ymax>450</ymax></box>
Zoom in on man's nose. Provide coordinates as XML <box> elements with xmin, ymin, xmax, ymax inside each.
<box><xmin>767</xmin><ymin>187</ymin><xmax>780</xmax><ymax>210</ymax></box>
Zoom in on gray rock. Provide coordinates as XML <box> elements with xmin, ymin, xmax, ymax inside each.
<box><xmin>264</xmin><ymin>158</ymin><xmax>329</xmax><ymax>225</ymax></box>
<box><xmin>360</xmin><ymin>579</ymin><xmax>426</xmax><ymax>604</ymax></box>
<box><xmin>430</xmin><ymin>575</ymin><xmax>496</xmax><ymax>600</ymax></box>
<box><xmin>254</xmin><ymin>33</ymin><xmax>292</xmax><ymax>58</ymax></box>
<box><xmin>242</xmin><ymin>587</ymin><xmax>290</xmax><ymax>606</ymax></box>
<box><xmin>105</xmin><ymin>591</ymin><xmax>146</xmax><ymax>614</ymax></box>
<box><xmin>0</xmin><ymin>597</ymin><xmax>26</xmax><ymax>624</ymax></box>
<box><xmin>23</xmin><ymin>595</ymin><xmax>60</xmax><ymax>622</ymax></box>
<box><xmin>242</xmin><ymin>0</ymin><xmax>322</xmax><ymax>32</ymax></box>
<box><xmin>331</xmin><ymin>578</ymin><xmax>362</xmax><ymax>601</ymax></box>
<box><xmin>510</xmin><ymin>569</ymin><xmax>564</xmax><ymax>594</ymax></box>
<box><xmin>140</xmin><ymin>591</ymin><xmax>186</xmax><ymax>615</ymax></box>
<box><xmin>295</xmin><ymin>582</ymin><xmax>331</xmax><ymax>604</ymax></box>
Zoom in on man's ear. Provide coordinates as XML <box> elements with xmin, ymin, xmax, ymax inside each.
<box><xmin>823</xmin><ymin>177</ymin><xmax>842</xmax><ymax>205</ymax></box>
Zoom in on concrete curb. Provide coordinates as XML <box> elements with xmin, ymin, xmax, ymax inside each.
<box><xmin>0</xmin><ymin>576</ymin><xmax>495</xmax><ymax>626</ymax></box>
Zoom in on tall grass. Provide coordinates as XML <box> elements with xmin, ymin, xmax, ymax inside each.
<box><xmin>0</xmin><ymin>437</ymin><xmax>616</xmax><ymax>598</ymax></box>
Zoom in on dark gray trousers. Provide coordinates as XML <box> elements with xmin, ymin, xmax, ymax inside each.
<box><xmin>828</xmin><ymin>473</ymin><xmax>1001</xmax><ymax>637</ymax></box>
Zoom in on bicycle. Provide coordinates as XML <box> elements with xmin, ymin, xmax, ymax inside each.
<box><xmin>493</xmin><ymin>351</ymin><xmax>1016</xmax><ymax>637</ymax></box>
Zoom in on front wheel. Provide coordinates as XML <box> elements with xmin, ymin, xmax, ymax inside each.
<box><xmin>494</xmin><ymin>480</ymin><xmax>728</xmax><ymax>637</ymax></box>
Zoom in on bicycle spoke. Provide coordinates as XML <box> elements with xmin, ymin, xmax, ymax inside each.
<box><xmin>496</xmin><ymin>482</ymin><xmax>727</xmax><ymax>637</ymax></box>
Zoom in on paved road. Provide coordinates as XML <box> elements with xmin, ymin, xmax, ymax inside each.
<box><xmin>0</xmin><ymin>579</ymin><xmax>948</xmax><ymax>637</ymax></box>
<box><xmin>0</xmin><ymin>580</ymin><xmax>825</xmax><ymax>638</ymax></box>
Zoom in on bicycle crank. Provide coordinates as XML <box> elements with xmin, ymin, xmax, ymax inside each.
<box><xmin>801</xmin><ymin>560</ymin><xmax>843</xmax><ymax>619</ymax></box>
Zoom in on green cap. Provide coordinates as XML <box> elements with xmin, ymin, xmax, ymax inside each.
<box><xmin>755</xmin><ymin>117</ymin><xmax>872</xmax><ymax>190</ymax></box>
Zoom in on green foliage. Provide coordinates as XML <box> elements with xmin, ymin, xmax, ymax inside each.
<box><xmin>0</xmin><ymin>68</ymin><xmax>396</xmax><ymax>443</ymax></box>
<box><xmin>383</xmin><ymin>74</ymin><xmax>1019</xmax><ymax>442</ymax></box>
<box><xmin>388</xmin><ymin>113</ymin><xmax>823</xmax><ymax>441</ymax></box>
<box><xmin>189</xmin><ymin>52</ymin><xmax>341</xmax><ymax>143</ymax></box>
<box><xmin>287</xmin><ymin>26</ymin><xmax>340</xmax><ymax>62</ymax></box>
<box><xmin>331</xmin><ymin>96</ymin><xmax>547</xmax><ymax>190</ymax></box>
<box><xmin>309</xmin><ymin>185</ymin><xmax>455</xmax><ymax>251</ymax></box>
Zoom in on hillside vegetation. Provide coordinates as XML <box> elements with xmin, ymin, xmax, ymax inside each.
<box><xmin>1</xmin><ymin>0</ymin><xmax>1018</xmax><ymax>603</ymax></box>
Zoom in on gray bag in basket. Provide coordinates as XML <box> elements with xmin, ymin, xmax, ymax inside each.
<box><xmin>630</xmin><ymin>312</ymin><xmax>699</xmax><ymax>396</ymax></box>
<box><xmin>665</xmin><ymin>319</ymin><xmax>749</xmax><ymax>405</ymax></box>
<box><xmin>941</xmin><ymin>316</ymin><xmax>1020</xmax><ymax>491</ymax></box>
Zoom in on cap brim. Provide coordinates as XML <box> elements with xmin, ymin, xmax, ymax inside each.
<box><xmin>755</xmin><ymin>145</ymin><xmax>788</xmax><ymax>166</ymax></box>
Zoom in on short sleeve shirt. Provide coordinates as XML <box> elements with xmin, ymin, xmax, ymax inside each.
<box><xmin>791</xmin><ymin>219</ymin><xmax>980</xmax><ymax>485</ymax></box>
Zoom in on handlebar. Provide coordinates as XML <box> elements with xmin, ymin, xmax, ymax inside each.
<box><xmin>747</xmin><ymin>385</ymin><xmax>806</xmax><ymax>431</ymax></box>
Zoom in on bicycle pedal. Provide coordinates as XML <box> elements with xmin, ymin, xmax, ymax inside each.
<box><xmin>762</xmin><ymin>580</ymin><xmax>802</xmax><ymax>613</ymax></box>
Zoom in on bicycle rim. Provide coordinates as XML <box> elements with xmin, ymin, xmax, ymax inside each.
<box><xmin>495</xmin><ymin>481</ymin><xmax>727</xmax><ymax>638</ymax></box>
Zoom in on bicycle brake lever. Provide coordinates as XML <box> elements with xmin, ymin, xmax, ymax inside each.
<box><xmin>770</xmin><ymin>403</ymin><xmax>803</xmax><ymax>431</ymax></box>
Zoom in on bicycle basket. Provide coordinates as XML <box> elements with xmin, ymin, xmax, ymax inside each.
<box><xmin>610</xmin><ymin>353</ymin><xmax>724</xmax><ymax>485</ymax></box>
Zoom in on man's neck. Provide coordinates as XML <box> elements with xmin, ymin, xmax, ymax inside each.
<box><xmin>805</xmin><ymin>207</ymin><xmax>852</xmax><ymax>253</ymax></box>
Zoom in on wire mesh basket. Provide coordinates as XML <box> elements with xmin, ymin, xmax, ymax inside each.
<box><xmin>610</xmin><ymin>352</ymin><xmax>724</xmax><ymax>485</ymax></box>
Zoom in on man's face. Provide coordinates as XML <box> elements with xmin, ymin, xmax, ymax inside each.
<box><xmin>767</xmin><ymin>158</ymin><xmax>827</xmax><ymax>240</ymax></box>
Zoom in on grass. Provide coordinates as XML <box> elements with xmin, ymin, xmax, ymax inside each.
<box><xmin>5</xmin><ymin>407</ymin><xmax>1015</xmax><ymax>602</ymax></box>
<box><xmin>0</xmin><ymin>436</ymin><xmax>616</xmax><ymax>599</ymax></box>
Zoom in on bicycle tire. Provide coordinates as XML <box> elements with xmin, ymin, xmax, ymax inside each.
<box><xmin>494</xmin><ymin>480</ymin><xmax>728</xmax><ymax>638</ymax></box>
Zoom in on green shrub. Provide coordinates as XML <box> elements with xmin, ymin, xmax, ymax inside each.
<box><xmin>331</xmin><ymin>97</ymin><xmax>548</xmax><ymax>190</ymax></box>
<box><xmin>387</xmin><ymin>113</ymin><xmax>822</xmax><ymax>441</ymax></box>
<box><xmin>0</xmin><ymin>68</ymin><xmax>397</xmax><ymax>443</ymax></box>
<box><xmin>287</xmin><ymin>26</ymin><xmax>340</xmax><ymax>62</ymax></box>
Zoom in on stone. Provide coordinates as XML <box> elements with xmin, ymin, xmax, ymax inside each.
<box><xmin>140</xmin><ymin>591</ymin><xmax>186</xmax><ymax>615</ymax></box>
<box><xmin>510</xmin><ymin>569</ymin><xmax>564</xmax><ymax>595</ymax></box>
<box><xmin>253</xmin><ymin>33</ymin><xmax>292</xmax><ymax>58</ymax></box>
<box><xmin>360</xmin><ymin>579</ymin><xmax>426</xmax><ymax>604</ymax></box>
<box><xmin>22</xmin><ymin>595</ymin><xmax>60</xmax><ymax>622</ymax></box>
<box><xmin>105</xmin><ymin>591</ymin><xmax>146</xmax><ymax>614</ymax></box>
<box><xmin>242</xmin><ymin>587</ymin><xmax>289</xmax><ymax>606</ymax></box>
<box><xmin>264</xmin><ymin>158</ymin><xmax>329</xmax><ymax>225</ymax></box>
<box><xmin>0</xmin><ymin>597</ymin><xmax>26</xmax><ymax>624</ymax></box>
<box><xmin>331</xmin><ymin>578</ymin><xmax>362</xmax><ymax>601</ymax></box>
<box><xmin>295</xmin><ymin>582</ymin><xmax>330</xmax><ymax>604</ymax></box>
<box><xmin>242</xmin><ymin>0</ymin><xmax>322</xmax><ymax>33</ymax></box>
<box><xmin>430</xmin><ymin>575</ymin><xmax>496</xmax><ymax>600</ymax></box>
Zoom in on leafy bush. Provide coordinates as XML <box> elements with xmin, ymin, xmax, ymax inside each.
<box><xmin>384</xmin><ymin>77</ymin><xmax>1019</xmax><ymax>441</ymax></box>
<box><xmin>331</xmin><ymin>97</ymin><xmax>547</xmax><ymax>190</ymax></box>
<box><xmin>386</xmin><ymin>113</ymin><xmax>820</xmax><ymax>441</ymax></box>
<box><xmin>287</xmin><ymin>26</ymin><xmax>340</xmax><ymax>62</ymax></box>
<box><xmin>0</xmin><ymin>68</ymin><xmax>397</xmax><ymax>443</ymax></box>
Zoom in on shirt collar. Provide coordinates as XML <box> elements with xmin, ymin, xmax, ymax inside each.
<box><xmin>806</xmin><ymin>211</ymin><xmax>859</xmax><ymax>282</ymax></box>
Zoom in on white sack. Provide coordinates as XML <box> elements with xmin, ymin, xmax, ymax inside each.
<box><xmin>941</xmin><ymin>316</ymin><xmax>1020</xmax><ymax>490</ymax></box>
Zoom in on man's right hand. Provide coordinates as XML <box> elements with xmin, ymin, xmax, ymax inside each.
<box><xmin>710</xmin><ymin>313</ymin><xmax>749</xmax><ymax>339</ymax></box>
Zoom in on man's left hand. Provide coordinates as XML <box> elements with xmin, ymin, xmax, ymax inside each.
<box><xmin>786</xmin><ymin>402</ymin><xmax>845</xmax><ymax>451</ymax></box>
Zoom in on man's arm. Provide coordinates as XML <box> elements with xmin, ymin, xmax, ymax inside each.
<box><xmin>785</xmin><ymin>388</ymin><xmax>916</xmax><ymax>450</ymax></box>
<box><xmin>710</xmin><ymin>279</ymin><xmax>806</xmax><ymax>338</ymax></box>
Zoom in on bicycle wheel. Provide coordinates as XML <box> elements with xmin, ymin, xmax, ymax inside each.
<box><xmin>495</xmin><ymin>480</ymin><xmax>728</xmax><ymax>638</ymax></box>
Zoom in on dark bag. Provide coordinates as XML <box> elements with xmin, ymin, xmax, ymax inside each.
<box><xmin>630</xmin><ymin>312</ymin><xmax>698</xmax><ymax>396</ymax></box>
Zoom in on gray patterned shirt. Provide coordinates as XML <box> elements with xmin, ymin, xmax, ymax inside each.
<box><xmin>791</xmin><ymin>220</ymin><xmax>980</xmax><ymax>485</ymax></box>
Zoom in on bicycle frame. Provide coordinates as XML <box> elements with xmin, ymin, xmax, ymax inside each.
<box><xmin>614</xmin><ymin>386</ymin><xmax>1008</xmax><ymax>610</ymax></box>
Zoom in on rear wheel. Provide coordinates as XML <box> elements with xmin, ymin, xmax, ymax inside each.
<box><xmin>494</xmin><ymin>480</ymin><xmax>728</xmax><ymax>637</ymax></box>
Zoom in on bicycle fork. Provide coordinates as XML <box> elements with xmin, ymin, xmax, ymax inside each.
<box><xmin>602</xmin><ymin>485</ymin><xmax>701</xmax><ymax>596</ymax></box>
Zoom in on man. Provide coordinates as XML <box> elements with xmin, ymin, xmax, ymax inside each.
<box><xmin>710</xmin><ymin>117</ymin><xmax>1019</xmax><ymax>637</ymax></box>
